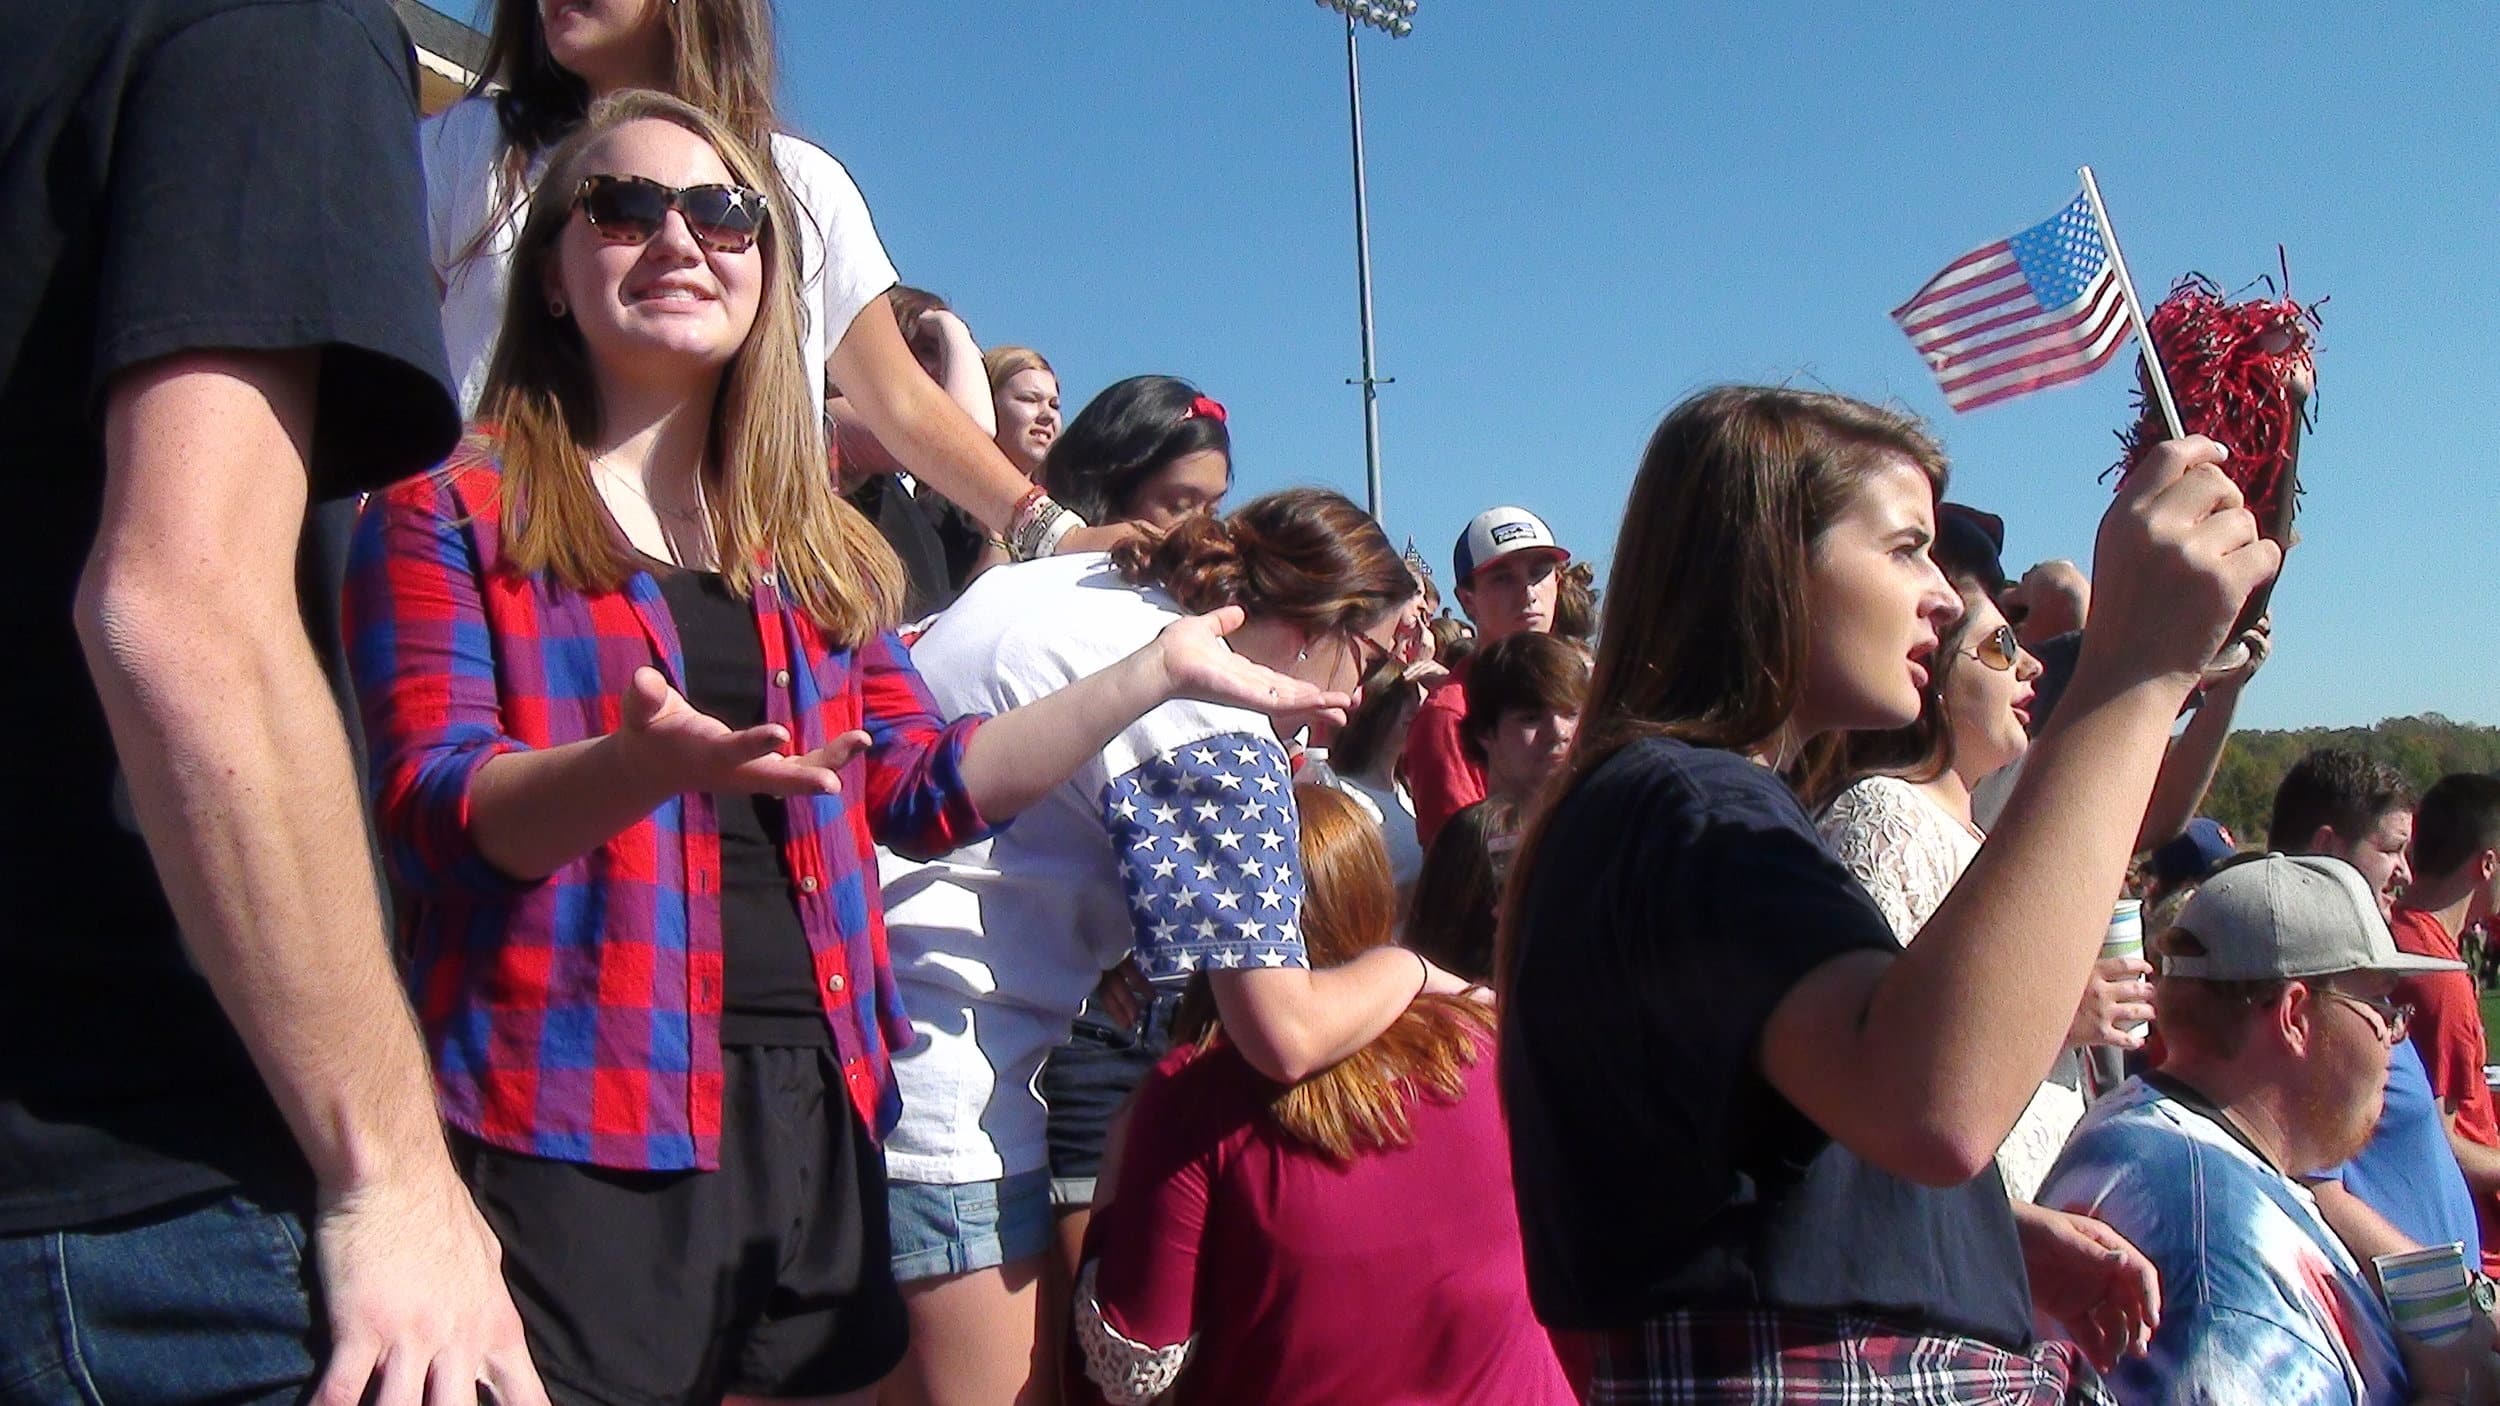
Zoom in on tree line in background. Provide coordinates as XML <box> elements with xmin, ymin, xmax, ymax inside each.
<box><xmin>2201</xmin><ymin>714</ymin><xmax>2500</xmax><ymax>846</ymax></box>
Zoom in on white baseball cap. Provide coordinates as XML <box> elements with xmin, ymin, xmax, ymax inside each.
<box><xmin>1453</xmin><ymin>506</ymin><xmax>1567</xmax><ymax>586</ymax></box>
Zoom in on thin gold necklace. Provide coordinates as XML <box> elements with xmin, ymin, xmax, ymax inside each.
<box><xmin>593</xmin><ymin>459</ymin><xmax>716</xmax><ymax>567</ymax></box>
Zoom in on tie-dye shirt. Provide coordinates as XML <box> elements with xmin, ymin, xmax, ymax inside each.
<box><xmin>2038</xmin><ymin>1077</ymin><xmax>2410</xmax><ymax>1405</ymax></box>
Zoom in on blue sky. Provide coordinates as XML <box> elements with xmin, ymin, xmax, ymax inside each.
<box><xmin>607</xmin><ymin>3</ymin><xmax>2487</xmax><ymax>728</ymax></box>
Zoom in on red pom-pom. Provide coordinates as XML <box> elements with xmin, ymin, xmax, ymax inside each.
<box><xmin>2116</xmin><ymin>267</ymin><xmax>2323</xmax><ymax>529</ymax></box>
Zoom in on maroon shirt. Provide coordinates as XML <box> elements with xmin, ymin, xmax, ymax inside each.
<box><xmin>1085</xmin><ymin>1034</ymin><xmax>1572</xmax><ymax>1405</ymax></box>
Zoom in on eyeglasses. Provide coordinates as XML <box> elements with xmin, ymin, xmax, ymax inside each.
<box><xmin>573</xmin><ymin>174</ymin><xmax>769</xmax><ymax>254</ymax></box>
<box><xmin>1961</xmin><ymin>622</ymin><xmax>2021</xmax><ymax>673</ymax></box>
<box><xmin>1343</xmin><ymin>624</ymin><xmax>1399</xmax><ymax>678</ymax></box>
<box><xmin>2321</xmin><ymin>987</ymin><xmax>2414</xmax><ymax>1044</ymax></box>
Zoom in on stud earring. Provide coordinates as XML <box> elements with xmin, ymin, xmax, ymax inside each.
<box><xmin>548</xmin><ymin>296</ymin><xmax>568</xmax><ymax>318</ymax></box>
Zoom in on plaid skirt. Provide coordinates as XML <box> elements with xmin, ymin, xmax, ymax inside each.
<box><xmin>1592</xmin><ymin>1309</ymin><xmax>2116</xmax><ymax>1405</ymax></box>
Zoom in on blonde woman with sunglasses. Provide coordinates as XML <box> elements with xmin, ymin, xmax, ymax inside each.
<box><xmin>349</xmin><ymin>93</ymin><xmax>1341</xmax><ymax>1406</ymax></box>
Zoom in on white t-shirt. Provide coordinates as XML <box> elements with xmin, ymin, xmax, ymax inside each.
<box><xmin>1301</xmin><ymin>758</ymin><xmax>1423</xmax><ymax>892</ymax></box>
<box><xmin>879</xmin><ymin>554</ymin><xmax>1312</xmax><ymax>1184</ymax></box>
<box><xmin>421</xmin><ymin>97</ymin><xmax>900</xmax><ymax>420</ymax></box>
<box><xmin>1819</xmin><ymin>774</ymin><xmax>2087</xmax><ymax>1202</ymax></box>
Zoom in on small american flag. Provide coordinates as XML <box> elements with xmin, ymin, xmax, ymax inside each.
<box><xmin>1894</xmin><ymin>192</ymin><xmax>2131</xmax><ymax>413</ymax></box>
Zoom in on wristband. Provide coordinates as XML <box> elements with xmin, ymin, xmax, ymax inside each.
<box><xmin>1007</xmin><ymin>488</ymin><xmax>1083</xmax><ymax>561</ymax></box>
<box><xmin>1032</xmin><ymin>502</ymin><xmax>1082</xmax><ymax>557</ymax></box>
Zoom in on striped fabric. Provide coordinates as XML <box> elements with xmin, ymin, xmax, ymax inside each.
<box><xmin>345</xmin><ymin>448</ymin><xmax>990</xmax><ymax>1172</ymax></box>
<box><xmin>1593</xmin><ymin>1309</ymin><xmax>2114</xmax><ymax>1405</ymax></box>
<box><xmin>1894</xmin><ymin>192</ymin><xmax>2131</xmax><ymax>413</ymax></box>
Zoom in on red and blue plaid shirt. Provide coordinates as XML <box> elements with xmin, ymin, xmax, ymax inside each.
<box><xmin>345</xmin><ymin>451</ymin><xmax>990</xmax><ymax>1171</ymax></box>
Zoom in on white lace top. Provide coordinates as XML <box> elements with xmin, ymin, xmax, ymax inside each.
<box><xmin>1818</xmin><ymin>775</ymin><xmax>2087</xmax><ymax>1203</ymax></box>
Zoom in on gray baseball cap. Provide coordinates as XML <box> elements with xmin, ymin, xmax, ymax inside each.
<box><xmin>2164</xmin><ymin>853</ymin><xmax>2464</xmax><ymax>980</ymax></box>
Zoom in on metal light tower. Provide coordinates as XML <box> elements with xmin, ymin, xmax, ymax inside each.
<box><xmin>1315</xmin><ymin>0</ymin><xmax>1415</xmax><ymax>524</ymax></box>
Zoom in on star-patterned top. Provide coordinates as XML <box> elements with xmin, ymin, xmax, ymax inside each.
<box><xmin>1103</xmin><ymin>732</ymin><xmax>1308</xmax><ymax>981</ymax></box>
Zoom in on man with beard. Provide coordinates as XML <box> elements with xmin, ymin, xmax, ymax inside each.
<box><xmin>2040</xmin><ymin>855</ymin><xmax>2487</xmax><ymax>1404</ymax></box>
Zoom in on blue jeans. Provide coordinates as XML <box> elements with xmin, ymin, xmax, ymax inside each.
<box><xmin>0</xmin><ymin>1190</ymin><xmax>318</xmax><ymax>1406</ymax></box>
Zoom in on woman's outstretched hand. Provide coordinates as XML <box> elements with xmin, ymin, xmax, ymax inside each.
<box><xmin>612</xmin><ymin>666</ymin><xmax>870</xmax><ymax>797</ymax></box>
<box><xmin>1150</xmin><ymin>607</ymin><xmax>1354</xmax><ymax>724</ymax></box>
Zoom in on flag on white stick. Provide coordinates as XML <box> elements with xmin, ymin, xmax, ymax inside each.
<box><xmin>1894</xmin><ymin>192</ymin><xmax>2132</xmax><ymax>413</ymax></box>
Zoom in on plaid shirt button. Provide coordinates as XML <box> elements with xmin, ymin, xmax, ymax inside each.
<box><xmin>826</xmin><ymin>973</ymin><xmax>846</xmax><ymax>994</ymax></box>
<box><xmin>800</xmin><ymin>875</ymin><xmax>820</xmax><ymax>894</ymax></box>
<box><xmin>774</xmin><ymin>669</ymin><xmax>791</xmax><ymax>687</ymax></box>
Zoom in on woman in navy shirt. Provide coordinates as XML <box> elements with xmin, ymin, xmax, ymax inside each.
<box><xmin>1499</xmin><ymin>386</ymin><xmax>2279</xmax><ymax>1402</ymax></box>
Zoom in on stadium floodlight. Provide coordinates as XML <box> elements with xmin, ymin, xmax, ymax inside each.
<box><xmin>1308</xmin><ymin>0</ymin><xmax>1418</xmax><ymax>521</ymax></box>
<box><xmin>1318</xmin><ymin>0</ymin><xmax>1418</xmax><ymax>39</ymax></box>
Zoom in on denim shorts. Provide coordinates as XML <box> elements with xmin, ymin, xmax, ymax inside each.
<box><xmin>1038</xmin><ymin>988</ymin><xmax>1184</xmax><ymax>1207</ymax></box>
<box><xmin>885</xmin><ymin>1168</ymin><xmax>1054</xmax><ymax>1284</ymax></box>
<box><xmin>0</xmin><ymin>1189</ymin><xmax>317</xmax><ymax>1406</ymax></box>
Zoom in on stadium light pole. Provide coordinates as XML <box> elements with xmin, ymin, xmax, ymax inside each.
<box><xmin>1314</xmin><ymin>0</ymin><xmax>1415</xmax><ymax>524</ymax></box>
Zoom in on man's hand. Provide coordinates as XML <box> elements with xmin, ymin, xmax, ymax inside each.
<box><xmin>311</xmin><ymin>1165</ymin><xmax>549</xmax><ymax>1406</ymax></box>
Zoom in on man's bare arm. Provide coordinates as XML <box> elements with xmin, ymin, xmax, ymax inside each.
<box><xmin>78</xmin><ymin>351</ymin><xmax>545</xmax><ymax>1406</ymax></box>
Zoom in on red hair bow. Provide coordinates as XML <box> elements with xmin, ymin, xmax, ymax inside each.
<box><xmin>1183</xmin><ymin>394</ymin><xmax>1227</xmax><ymax>424</ymax></box>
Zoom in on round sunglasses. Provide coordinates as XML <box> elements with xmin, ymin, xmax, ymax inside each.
<box><xmin>572</xmin><ymin>174</ymin><xmax>769</xmax><ymax>255</ymax></box>
<box><xmin>1960</xmin><ymin>622</ymin><xmax>2021</xmax><ymax>672</ymax></box>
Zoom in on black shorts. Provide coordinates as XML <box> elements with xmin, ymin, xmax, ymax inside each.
<box><xmin>454</xmin><ymin>1045</ymin><xmax>906</xmax><ymax>1406</ymax></box>
<box><xmin>1037</xmin><ymin>988</ymin><xmax>1184</xmax><ymax>1207</ymax></box>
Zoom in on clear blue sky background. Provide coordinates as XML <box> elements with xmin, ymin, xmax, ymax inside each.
<box><xmin>540</xmin><ymin>3</ymin><xmax>2495</xmax><ymax>728</ymax></box>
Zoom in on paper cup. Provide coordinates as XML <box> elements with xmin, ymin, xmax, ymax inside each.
<box><xmin>2101</xmin><ymin>900</ymin><xmax>2148</xmax><ymax>1040</ymax></box>
<box><xmin>2100</xmin><ymin>899</ymin><xmax>2145</xmax><ymax>963</ymax></box>
<box><xmin>2375</xmin><ymin>1242</ymin><xmax>2477</xmax><ymax>1345</ymax></box>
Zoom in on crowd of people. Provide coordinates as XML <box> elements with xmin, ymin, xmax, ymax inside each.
<box><xmin>8</xmin><ymin>3</ymin><xmax>2499</xmax><ymax>1406</ymax></box>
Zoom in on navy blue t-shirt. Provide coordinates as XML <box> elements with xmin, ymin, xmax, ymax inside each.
<box><xmin>1500</xmin><ymin>736</ymin><xmax>2036</xmax><ymax>1346</ymax></box>
<box><xmin>2319</xmin><ymin>1039</ymin><xmax>2482</xmax><ymax>1261</ymax></box>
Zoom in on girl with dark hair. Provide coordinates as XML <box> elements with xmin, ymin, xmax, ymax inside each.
<box><xmin>425</xmin><ymin>1</ymin><xmax>1118</xmax><ymax>565</ymax></box>
<box><xmin>1406</xmin><ymin>796</ymin><xmax>1519</xmax><ymax>985</ymax></box>
<box><xmin>1040</xmin><ymin>374</ymin><xmax>1234</xmax><ymax>531</ymax></box>
<box><xmin>1500</xmin><ymin>385</ymin><xmax>2279</xmax><ymax>1400</ymax></box>
<box><xmin>347</xmin><ymin>93</ymin><xmax>1339</xmax><ymax>1406</ymax></box>
<box><xmin>1076</xmin><ymin>785</ymin><xmax>1569</xmax><ymax>1405</ymax></box>
<box><xmin>873</xmin><ymin>489</ymin><xmax>1474</xmax><ymax>1405</ymax></box>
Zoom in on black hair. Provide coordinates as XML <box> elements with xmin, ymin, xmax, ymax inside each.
<box><xmin>1040</xmin><ymin>375</ymin><xmax>1231</xmax><ymax>527</ymax></box>
<box><xmin>2268</xmin><ymin>748</ymin><xmax>2415</xmax><ymax>852</ymax></box>
<box><xmin>2412</xmin><ymin>773</ymin><xmax>2500</xmax><ymax>881</ymax></box>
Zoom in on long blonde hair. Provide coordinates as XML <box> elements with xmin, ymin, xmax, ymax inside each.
<box><xmin>1178</xmin><ymin>785</ymin><xmax>1496</xmax><ymax>1163</ymax></box>
<box><xmin>477</xmin><ymin>91</ymin><xmax>901</xmax><ymax>643</ymax></box>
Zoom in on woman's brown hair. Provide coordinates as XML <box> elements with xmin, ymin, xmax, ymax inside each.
<box><xmin>1497</xmin><ymin>386</ymin><xmax>1948</xmax><ymax>991</ymax></box>
<box><xmin>1327</xmin><ymin>657</ymin><xmax>1421</xmax><ymax>780</ymax></box>
<box><xmin>463</xmin><ymin>0</ymin><xmax>790</xmax><ymax>280</ymax></box>
<box><xmin>1112</xmin><ymin>488</ymin><xmax>1415</xmax><ymax>640</ymax></box>
<box><xmin>1405</xmin><ymin>797</ymin><xmax>1518</xmax><ymax>985</ymax></box>
<box><xmin>1179</xmin><ymin>785</ymin><xmax>1496</xmax><ymax>1163</ymax></box>
<box><xmin>476</xmin><ymin>91</ymin><xmax>903</xmax><ymax>643</ymax></box>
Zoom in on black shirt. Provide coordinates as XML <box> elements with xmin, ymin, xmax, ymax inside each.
<box><xmin>650</xmin><ymin>567</ymin><xmax>828</xmax><ymax>1047</ymax></box>
<box><xmin>845</xmin><ymin>474</ymin><xmax>988</xmax><ymax>619</ymax></box>
<box><xmin>1500</xmin><ymin>736</ymin><xmax>2035</xmax><ymax>1347</ymax></box>
<box><xmin>0</xmin><ymin>0</ymin><xmax>458</xmax><ymax>1232</ymax></box>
